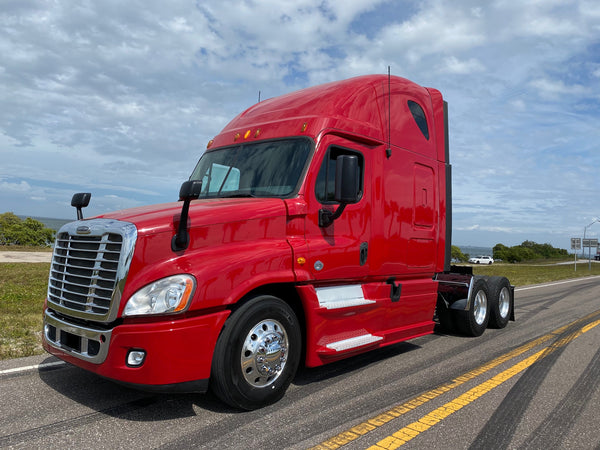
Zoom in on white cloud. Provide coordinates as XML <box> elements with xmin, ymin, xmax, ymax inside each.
<box><xmin>0</xmin><ymin>180</ymin><xmax>31</xmax><ymax>193</ymax></box>
<box><xmin>0</xmin><ymin>0</ymin><xmax>598</xmax><ymax>247</ymax></box>
<box><xmin>530</xmin><ymin>78</ymin><xmax>588</xmax><ymax>99</ymax></box>
<box><xmin>440</xmin><ymin>56</ymin><xmax>485</xmax><ymax>74</ymax></box>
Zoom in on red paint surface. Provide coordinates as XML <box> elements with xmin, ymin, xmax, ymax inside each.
<box><xmin>45</xmin><ymin>75</ymin><xmax>449</xmax><ymax>387</ymax></box>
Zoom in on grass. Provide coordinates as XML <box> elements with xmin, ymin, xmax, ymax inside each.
<box><xmin>0</xmin><ymin>263</ymin><xmax>50</xmax><ymax>360</ymax></box>
<box><xmin>0</xmin><ymin>245</ymin><xmax>53</xmax><ymax>252</ymax></box>
<box><xmin>471</xmin><ymin>261</ymin><xmax>600</xmax><ymax>286</ymax></box>
<box><xmin>1</xmin><ymin>260</ymin><xmax>599</xmax><ymax>361</ymax></box>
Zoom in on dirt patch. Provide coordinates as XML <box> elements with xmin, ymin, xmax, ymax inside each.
<box><xmin>0</xmin><ymin>252</ymin><xmax>52</xmax><ymax>263</ymax></box>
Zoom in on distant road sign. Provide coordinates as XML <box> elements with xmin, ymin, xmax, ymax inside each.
<box><xmin>582</xmin><ymin>239</ymin><xmax>598</xmax><ymax>248</ymax></box>
<box><xmin>571</xmin><ymin>238</ymin><xmax>581</xmax><ymax>250</ymax></box>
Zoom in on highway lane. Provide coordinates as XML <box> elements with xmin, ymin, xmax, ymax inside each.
<box><xmin>1</xmin><ymin>276</ymin><xmax>599</xmax><ymax>449</ymax></box>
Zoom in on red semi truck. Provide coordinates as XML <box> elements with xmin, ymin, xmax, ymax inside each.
<box><xmin>43</xmin><ymin>75</ymin><xmax>514</xmax><ymax>410</ymax></box>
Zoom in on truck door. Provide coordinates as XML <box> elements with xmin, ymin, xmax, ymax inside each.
<box><xmin>304</xmin><ymin>137</ymin><xmax>371</xmax><ymax>281</ymax></box>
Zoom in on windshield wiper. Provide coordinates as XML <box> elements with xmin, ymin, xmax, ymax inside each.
<box><xmin>218</xmin><ymin>192</ymin><xmax>257</xmax><ymax>198</ymax></box>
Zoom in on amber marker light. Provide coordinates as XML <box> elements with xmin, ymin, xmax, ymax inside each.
<box><xmin>301</xmin><ymin>122</ymin><xmax>308</xmax><ymax>132</ymax></box>
<box><xmin>206</xmin><ymin>139</ymin><xmax>214</xmax><ymax>149</ymax></box>
<box><xmin>172</xmin><ymin>277</ymin><xmax>195</xmax><ymax>312</ymax></box>
<box><xmin>244</xmin><ymin>129</ymin><xmax>252</xmax><ymax>139</ymax></box>
<box><xmin>297</xmin><ymin>257</ymin><xmax>306</xmax><ymax>266</ymax></box>
<box><xmin>254</xmin><ymin>128</ymin><xmax>261</xmax><ymax>138</ymax></box>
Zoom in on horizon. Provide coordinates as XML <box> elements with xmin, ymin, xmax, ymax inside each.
<box><xmin>12</xmin><ymin>213</ymin><xmax>574</xmax><ymax>252</ymax></box>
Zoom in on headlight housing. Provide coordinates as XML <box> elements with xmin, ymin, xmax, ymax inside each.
<box><xmin>123</xmin><ymin>275</ymin><xmax>196</xmax><ymax>317</ymax></box>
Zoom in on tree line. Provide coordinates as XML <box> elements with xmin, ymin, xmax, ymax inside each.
<box><xmin>0</xmin><ymin>212</ymin><xmax>55</xmax><ymax>247</ymax></box>
<box><xmin>493</xmin><ymin>241</ymin><xmax>568</xmax><ymax>262</ymax></box>
<box><xmin>452</xmin><ymin>241</ymin><xmax>568</xmax><ymax>264</ymax></box>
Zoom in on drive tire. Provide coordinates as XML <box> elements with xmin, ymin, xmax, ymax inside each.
<box><xmin>210</xmin><ymin>295</ymin><xmax>301</xmax><ymax>410</ymax></box>
<box><xmin>456</xmin><ymin>277</ymin><xmax>490</xmax><ymax>337</ymax></box>
<box><xmin>487</xmin><ymin>276</ymin><xmax>512</xmax><ymax>329</ymax></box>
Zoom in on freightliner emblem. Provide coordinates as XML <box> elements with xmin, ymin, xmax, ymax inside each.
<box><xmin>76</xmin><ymin>226</ymin><xmax>91</xmax><ymax>235</ymax></box>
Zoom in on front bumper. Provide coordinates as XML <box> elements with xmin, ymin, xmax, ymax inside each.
<box><xmin>43</xmin><ymin>308</ymin><xmax>230</xmax><ymax>391</ymax></box>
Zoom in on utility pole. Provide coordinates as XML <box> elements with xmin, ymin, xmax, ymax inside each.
<box><xmin>583</xmin><ymin>218</ymin><xmax>600</xmax><ymax>271</ymax></box>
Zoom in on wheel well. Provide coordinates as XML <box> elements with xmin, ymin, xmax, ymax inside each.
<box><xmin>228</xmin><ymin>284</ymin><xmax>307</xmax><ymax>363</ymax></box>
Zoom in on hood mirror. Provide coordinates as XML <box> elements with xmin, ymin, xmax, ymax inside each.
<box><xmin>71</xmin><ymin>193</ymin><xmax>92</xmax><ymax>220</ymax></box>
<box><xmin>172</xmin><ymin>180</ymin><xmax>202</xmax><ymax>252</ymax></box>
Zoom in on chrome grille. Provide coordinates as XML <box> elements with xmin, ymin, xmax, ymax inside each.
<box><xmin>47</xmin><ymin>219</ymin><xmax>137</xmax><ymax>323</ymax></box>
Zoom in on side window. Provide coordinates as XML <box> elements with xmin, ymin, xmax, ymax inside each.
<box><xmin>315</xmin><ymin>147</ymin><xmax>364</xmax><ymax>203</ymax></box>
<box><xmin>408</xmin><ymin>100</ymin><xmax>429</xmax><ymax>140</ymax></box>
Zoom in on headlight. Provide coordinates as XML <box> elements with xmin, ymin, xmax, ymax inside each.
<box><xmin>123</xmin><ymin>275</ymin><xmax>196</xmax><ymax>317</ymax></box>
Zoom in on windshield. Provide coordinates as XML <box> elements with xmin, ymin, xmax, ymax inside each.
<box><xmin>190</xmin><ymin>138</ymin><xmax>312</xmax><ymax>198</ymax></box>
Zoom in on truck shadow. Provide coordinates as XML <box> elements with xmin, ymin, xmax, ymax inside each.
<box><xmin>293</xmin><ymin>340</ymin><xmax>422</xmax><ymax>386</ymax></box>
<box><xmin>37</xmin><ymin>336</ymin><xmax>444</xmax><ymax>421</ymax></box>
<box><xmin>37</xmin><ymin>357</ymin><xmax>239</xmax><ymax>420</ymax></box>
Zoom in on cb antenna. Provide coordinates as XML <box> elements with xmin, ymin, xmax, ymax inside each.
<box><xmin>258</xmin><ymin>90</ymin><xmax>261</xmax><ymax>102</ymax></box>
<box><xmin>386</xmin><ymin>66</ymin><xmax>392</xmax><ymax>158</ymax></box>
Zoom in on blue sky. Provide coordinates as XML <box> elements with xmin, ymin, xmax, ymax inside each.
<box><xmin>1</xmin><ymin>0</ymin><xmax>599</xmax><ymax>248</ymax></box>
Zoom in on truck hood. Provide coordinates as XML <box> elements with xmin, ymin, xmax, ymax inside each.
<box><xmin>96</xmin><ymin>197</ymin><xmax>288</xmax><ymax>237</ymax></box>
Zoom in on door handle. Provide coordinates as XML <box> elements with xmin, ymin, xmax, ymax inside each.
<box><xmin>360</xmin><ymin>242</ymin><xmax>368</xmax><ymax>266</ymax></box>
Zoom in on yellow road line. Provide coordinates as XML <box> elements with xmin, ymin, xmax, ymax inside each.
<box><xmin>368</xmin><ymin>318</ymin><xmax>600</xmax><ymax>449</ymax></box>
<box><xmin>310</xmin><ymin>311</ymin><xmax>600</xmax><ymax>450</ymax></box>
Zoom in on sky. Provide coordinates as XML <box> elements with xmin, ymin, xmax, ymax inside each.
<box><xmin>1</xmin><ymin>0</ymin><xmax>599</xmax><ymax>249</ymax></box>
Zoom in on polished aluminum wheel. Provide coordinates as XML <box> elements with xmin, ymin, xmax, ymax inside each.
<box><xmin>241</xmin><ymin>319</ymin><xmax>288</xmax><ymax>388</ymax></box>
<box><xmin>473</xmin><ymin>290</ymin><xmax>488</xmax><ymax>326</ymax></box>
<box><xmin>498</xmin><ymin>286</ymin><xmax>510</xmax><ymax>319</ymax></box>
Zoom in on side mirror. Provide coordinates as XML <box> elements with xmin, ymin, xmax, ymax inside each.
<box><xmin>71</xmin><ymin>193</ymin><xmax>92</xmax><ymax>220</ymax></box>
<box><xmin>319</xmin><ymin>155</ymin><xmax>360</xmax><ymax>227</ymax></box>
<box><xmin>178</xmin><ymin>180</ymin><xmax>203</xmax><ymax>201</ymax></box>
<box><xmin>172</xmin><ymin>180</ymin><xmax>202</xmax><ymax>252</ymax></box>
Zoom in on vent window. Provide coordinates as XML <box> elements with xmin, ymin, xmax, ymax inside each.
<box><xmin>408</xmin><ymin>100</ymin><xmax>429</xmax><ymax>140</ymax></box>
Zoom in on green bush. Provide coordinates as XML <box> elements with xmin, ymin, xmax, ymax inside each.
<box><xmin>493</xmin><ymin>241</ymin><xmax>568</xmax><ymax>263</ymax></box>
<box><xmin>0</xmin><ymin>212</ymin><xmax>55</xmax><ymax>247</ymax></box>
<box><xmin>451</xmin><ymin>245</ymin><xmax>469</xmax><ymax>262</ymax></box>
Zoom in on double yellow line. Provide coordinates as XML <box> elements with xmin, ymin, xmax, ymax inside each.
<box><xmin>310</xmin><ymin>311</ymin><xmax>600</xmax><ymax>450</ymax></box>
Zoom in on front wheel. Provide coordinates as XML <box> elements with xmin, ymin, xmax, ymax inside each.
<box><xmin>210</xmin><ymin>295</ymin><xmax>301</xmax><ymax>410</ymax></box>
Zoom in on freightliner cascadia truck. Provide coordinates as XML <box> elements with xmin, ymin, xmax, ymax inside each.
<box><xmin>43</xmin><ymin>75</ymin><xmax>514</xmax><ymax>410</ymax></box>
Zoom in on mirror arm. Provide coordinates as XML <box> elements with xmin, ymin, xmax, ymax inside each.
<box><xmin>319</xmin><ymin>203</ymin><xmax>347</xmax><ymax>228</ymax></box>
<box><xmin>172</xmin><ymin>198</ymin><xmax>193</xmax><ymax>251</ymax></box>
<box><xmin>172</xmin><ymin>180</ymin><xmax>202</xmax><ymax>252</ymax></box>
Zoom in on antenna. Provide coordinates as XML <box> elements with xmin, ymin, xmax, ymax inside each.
<box><xmin>258</xmin><ymin>90</ymin><xmax>261</xmax><ymax>102</ymax></box>
<box><xmin>386</xmin><ymin>66</ymin><xmax>392</xmax><ymax>158</ymax></box>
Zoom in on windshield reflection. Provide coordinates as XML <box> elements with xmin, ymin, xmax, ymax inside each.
<box><xmin>190</xmin><ymin>138</ymin><xmax>312</xmax><ymax>199</ymax></box>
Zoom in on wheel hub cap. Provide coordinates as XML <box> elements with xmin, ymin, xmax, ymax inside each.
<box><xmin>241</xmin><ymin>319</ymin><xmax>288</xmax><ymax>387</ymax></box>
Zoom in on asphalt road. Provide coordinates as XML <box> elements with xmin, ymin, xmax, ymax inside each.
<box><xmin>1</xmin><ymin>276</ymin><xmax>599</xmax><ymax>449</ymax></box>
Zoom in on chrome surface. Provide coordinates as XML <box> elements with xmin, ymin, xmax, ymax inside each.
<box><xmin>240</xmin><ymin>319</ymin><xmax>288</xmax><ymax>388</ymax></box>
<box><xmin>498</xmin><ymin>286</ymin><xmax>511</xmax><ymax>319</ymax></box>
<box><xmin>473</xmin><ymin>289</ymin><xmax>488</xmax><ymax>325</ymax></box>
<box><xmin>47</xmin><ymin>219</ymin><xmax>137</xmax><ymax>323</ymax></box>
<box><xmin>43</xmin><ymin>309</ymin><xmax>112</xmax><ymax>364</ymax></box>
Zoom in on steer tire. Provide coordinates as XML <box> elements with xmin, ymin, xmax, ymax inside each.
<box><xmin>487</xmin><ymin>276</ymin><xmax>512</xmax><ymax>329</ymax></box>
<box><xmin>210</xmin><ymin>295</ymin><xmax>301</xmax><ymax>410</ymax></box>
<box><xmin>456</xmin><ymin>277</ymin><xmax>490</xmax><ymax>337</ymax></box>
